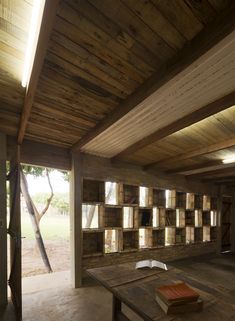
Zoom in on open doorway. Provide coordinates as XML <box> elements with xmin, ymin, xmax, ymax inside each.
<box><xmin>20</xmin><ymin>166</ymin><xmax>70</xmax><ymax>292</ymax></box>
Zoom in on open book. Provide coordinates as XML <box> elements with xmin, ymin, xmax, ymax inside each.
<box><xmin>135</xmin><ymin>260</ymin><xmax>168</xmax><ymax>270</ymax></box>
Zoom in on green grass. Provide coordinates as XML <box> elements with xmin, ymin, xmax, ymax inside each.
<box><xmin>21</xmin><ymin>213</ymin><xmax>70</xmax><ymax>240</ymax></box>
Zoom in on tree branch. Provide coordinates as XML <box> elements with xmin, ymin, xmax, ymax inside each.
<box><xmin>39</xmin><ymin>168</ymin><xmax>54</xmax><ymax>221</ymax></box>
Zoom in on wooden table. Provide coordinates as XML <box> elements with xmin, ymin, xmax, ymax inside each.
<box><xmin>87</xmin><ymin>261</ymin><xmax>235</xmax><ymax>321</ymax></box>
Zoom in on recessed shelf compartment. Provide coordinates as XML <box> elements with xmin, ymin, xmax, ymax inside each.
<box><xmin>139</xmin><ymin>208</ymin><xmax>152</xmax><ymax>227</ymax></box>
<box><xmin>211</xmin><ymin>197</ymin><xmax>217</xmax><ymax>210</ymax></box>
<box><xmin>186</xmin><ymin>226</ymin><xmax>194</xmax><ymax>244</ymax></box>
<box><xmin>210</xmin><ymin>210</ymin><xmax>217</xmax><ymax>227</ymax></box>
<box><xmin>123</xmin><ymin>230</ymin><xmax>139</xmax><ymax>251</ymax></box>
<box><xmin>83</xmin><ymin>231</ymin><xmax>104</xmax><ymax>257</ymax></box>
<box><xmin>195</xmin><ymin>210</ymin><xmax>203</xmax><ymax>227</ymax></box>
<box><xmin>203</xmin><ymin>195</ymin><xmax>211</xmax><ymax>211</ymax></box>
<box><xmin>194</xmin><ymin>194</ymin><xmax>203</xmax><ymax>209</ymax></box>
<box><xmin>165</xmin><ymin>209</ymin><xmax>176</xmax><ymax>226</ymax></box>
<box><xmin>153</xmin><ymin>207</ymin><xmax>165</xmax><ymax>228</ymax></box>
<box><xmin>103</xmin><ymin>206</ymin><xmax>123</xmax><ymax>228</ymax></box>
<box><xmin>185</xmin><ymin>210</ymin><xmax>195</xmax><ymax>226</ymax></box>
<box><xmin>202</xmin><ymin>211</ymin><xmax>211</xmax><ymax>225</ymax></box>
<box><xmin>105</xmin><ymin>182</ymin><xmax>119</xmax><ymax>205</ymax></box>
<box><xmin>176</xmin><ymin>209</ymin><xmax>185</xmax><ymax>227</ymax></box>
<box><xmin>186</xmin><ymin>193</ymin><xmax>195</xmax><ymax>210</ymax></box>
<box><xmin>165</xmin><ymin>227</ymin><xmax>175</xmax><ymax>246</ymax></box>
<box><xmin>82</xmin><ymin>204</ymin><xmax>99</xmax><ymax>229</ymax></box>
<box><xmin>123</xmin><ymin>206</ymin><xmax>134</xmax><ymax>229</ymax></box>
<box><xmin>139</xmin><ymin>186</ymin><xmax>152</xmax><ymax>207</ymax></box>
<box><xmin>122</xmin><ymin>184</ymin><xmax>139</xmax><ymax>205</ymax></box>
<box><xmin>165</xmin><ymin>190</ymin><xmax>176</xmax><ymax>209</ymax></box>
<box><xmin>105</xmin><ymin>229</ymin><xmax>121</xmax><ymax>253</ymax></box>
<box><xmin>210</xmin><ymin>226</ymin><xmax>217</xmax><ymax>241</ymax></box>
<box><xmin>139</xmin><ymin>228</ymin><xmax>152</xmax><ymax>249</ymax></box>
<box><xmin>176</xmin><ymin>191</ymin><xmax>186</xmax><ymax>209</ymax></box>
<box><xmin>152</xmin><ymin>229</ymin><xmax>165</xmax><ymax>247</ymax></box>
<box><xmin>83</xmin><ymin>179</ymin><xmax>104</xmax><ymax>203</ymax></box>
<box><xmin>153</xmin><ymin>188</ymin><xmax>166</xmax><ymax>207</ymax></box>
<box><xmin>175</xmin><ymin>228</ymin><xmax>185</xmax><ymax>244</ymax></box>
<box><xmin>195</xmin><ymin>227</ymin><xmax>203</xmax><ymax>243</ymax></box>
<box><xmin>203</xmin><ymin>226</ymin><xmax>211</xmax><ymax>242</ymax></box>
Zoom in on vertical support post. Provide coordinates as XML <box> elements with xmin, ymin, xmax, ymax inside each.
<box><xmin>0</xmin><ymin>133</ymin><xmax>7</xmax><ymax>306</ymax></box>
<box><xmin>216</xmin><ymin>185</ymin><xmax>223</xmax><ymax>254</ymax></box>
<box><xmin>70</xmin><ymin>151</ymin><xmax>83</xmax><ymax>287</ymax></box>
<box><xmin>231</xmin><ymin>187</ymin><xmax>235</xmax><ymax>253</ymax></box>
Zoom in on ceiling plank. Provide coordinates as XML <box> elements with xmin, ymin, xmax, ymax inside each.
<box><xmin>71</xmin><ymin>5</ymin><xmax>235</xmax><ymax>152</ymax></box>
<box><xmin>17</xmin><ymin>0</ymin><xmax>59</xmax><ymax>145</ymax></box>
<box><xmin>145</xmin><ymin>132</ymin><xmax>235</xmax><ymax>171</ymax></box>
<box><xmin>113</xmin><ymin>92</ymin><xmax>235</xmax><ymax>161</ymax></box>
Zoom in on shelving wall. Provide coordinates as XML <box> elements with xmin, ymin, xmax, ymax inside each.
<box><xmin>82</xmin><ymin>179</ymin><xmax>218</xmax><ymax>262</ymax></box>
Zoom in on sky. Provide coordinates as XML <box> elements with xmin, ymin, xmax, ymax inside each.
<box><xmin>26</xmin><ymin>170</ymin><xmax>69</xmax><ymax>196</ymax></box>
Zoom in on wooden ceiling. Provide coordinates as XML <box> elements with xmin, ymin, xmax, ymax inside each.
<box><xmin>0</xmin><ymin>0</ymin><xmax>235</xmax><ymax>185</ymax></box>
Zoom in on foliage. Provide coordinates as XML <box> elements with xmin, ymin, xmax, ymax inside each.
<box><xmin>32</xmin><ymin>193</ymin><xmax>69</xmax><ymax>215</ymax></box>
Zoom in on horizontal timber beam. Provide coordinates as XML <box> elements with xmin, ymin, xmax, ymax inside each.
<box><xmin>72</xmin><ymin>5</ymin><xmax>235</xmax><ymax>152</ymax></box>
<box><xmin>165</xmin><ymin>160</ymin><xmax>223</xmax><ymax>175</ymax></box>
<box><xmin>17</xmin><ymin>0</ymin><xmax>59</xmax><ymax>145</ymax></box>
<box><xmin>186</xmin><ymin>166</ymin><xmax>235</xmax><ymax>180</ymax></box>
<box><xmin>145</xmin><ymin>134</ymin><xmax>235</xmax><ymax>171</ymax></box>
<box><xmin>113</xmin><ymin>92</ymin><xmax>235</xmax><ymax>161</ymax></box>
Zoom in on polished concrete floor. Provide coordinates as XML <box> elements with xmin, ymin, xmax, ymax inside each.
<box><xmin>1</xmin><ymin>253</ymin><xmax>235</xmax><ymax>321</ymax></box>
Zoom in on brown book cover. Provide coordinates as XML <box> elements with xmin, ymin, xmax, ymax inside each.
<box><xmin>156</xmin><ymin>282</ymin><xmax>199</xmax><ymax>305</ymax></box>
<box><xmin>155</xmin><ymin>295</ymin><xmax>203</xmax><ymax>315</ymax></box>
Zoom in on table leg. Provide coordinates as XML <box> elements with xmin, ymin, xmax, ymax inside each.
<box><xmin>112</xmin><ymin>295</ymin><xmax>130</xmax><ymax>321</ymax></box>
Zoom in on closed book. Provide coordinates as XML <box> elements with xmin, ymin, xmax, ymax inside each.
<box><xmin>156</xmin><ymin>295</ymin><xmax>203</xmax><ymax>315</ymax></box>
<box><xmin>156</xmin><ymin>282</ymin><xmax>199</xmax><ymax>306</ymax></box>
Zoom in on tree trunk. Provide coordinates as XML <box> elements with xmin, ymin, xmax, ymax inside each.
<box><xmin>20</xmin><ymin>169</ymin><xmax>52</xmax><ymax>273</ymax></box>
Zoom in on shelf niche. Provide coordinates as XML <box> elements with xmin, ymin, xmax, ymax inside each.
<box><xmin>153</xmin><ymin>189</ymin><xmax>166</xmax><ymax>207</ymax></box>
<box><xmin>82</xmin><ymin>204</ymin><xmax>99</xmax><ymax>229</ymax></box>
<box><xmin>176</xmin><ymin>191</ymin><xmax>186</xmax><ymax>209</ymax></box>
<box><xmin>122</xmin><ymin>184</ymin><xmax>139</xmax><ymax>205</ymax></box>
<box><xmin>83</xmin><ymin>179</ymin><xmax>104</xmax><ymax>203</ymax></box>
<box><xmin>210</xmin><ymin>226</ymin><xmax>217</xmax><ymax>241</ymax></box>
<box><xmin>165</xmin><ymin>209</ymin><xmax>176</xmax><ymax>226</ymax></box>
<box><xmin>83</xmin><ymin>231</ymin><xmax>104</xmax><ymax>257</ymax></box>
<box><xmin>153</xmin><ymin>207</ymin><xmax>165</xmax><ymax>228</ymax></box>
<box><xmin>105</xmin><ymin>229</ymin><xmax>121</xmax><ymax>253</ymax></box>
<box><xmin>175</xmin><ymin>228</ymin><xmax>185</xmax><ymax>244</ymax></box>
<box><xmin>123</xmin><ymin>230</ymin><xmax>139</xmax><ymax>251</ymax></box>
<box><xmin>202</xmin><ymin>211</ymin><xmax>211</xmax><ymax>226</ymax></box>
<box><xmin>165</xmin><ymin>227</ymin><xmax>175</xmax><ymax>246</ymax></box>
<box><xmin>139</xmin><ymin>228</ymin><xmax>152</xmax><ymax>249</ymax></box>
<box><xmin>186</xmin><ymin>226</ymin><xmax>195</xmax><ymax>244</ymax></box>
<box><xmin>152</xmin><ymin>229</ymin><xmax>165</xmax><ymax>247</ymax></box>
<box><xmin>139</xmin><ymin>208</ymin><xmax>152</xmax><ymax>227</ymax></box>
<box><xmin>195</xmin><ymin>227</ymin><xmax>203</xmax><ymax>243</ymax></box>
<box><xmin>185</xmin><ymin>210</ymin><xmax>195</xmax><ymax>226</ymax></box>
<box><xmin>176</xmin><ymin>209</ymin><xmax>185</xmax><ymax>227</ymax></box>
<box><xmin>186</xmin><ymin>193</ymin><xmax>195</xmax><ymax>210</ymax></box>
<box><xmin>194</xmin><ymin>194</ymin><xmax>203</xmax><ymax>209</ymax></box>
<box><xmin>103</xmin><ymin>206</ymin><xmax>122</xmax><ymax>228</ymax></box>
<box><xmin>203</xmin><ymin>226</ymin><xmax>211</xmax><ymax>242</ymax></box>
<box><xmin>195</xmin><ymin>210</ymin><xmax>203</xmax><ymax>227</ymax></box>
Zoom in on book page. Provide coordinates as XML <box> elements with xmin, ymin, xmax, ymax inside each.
<box><xmin>151</xmin><ymin>260</ymin><xmax>168</xmax><ymax>270</ymax></box>
<box><xmin>135</xmin><ymin>260</ymin><xmax>151</xmax><ymax>269</ymax></box>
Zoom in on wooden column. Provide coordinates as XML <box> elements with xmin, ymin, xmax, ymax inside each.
<box><xmin>231</xmin><ymin>187</ymin><xmax>235</xmax><ymax>253</ymax></box>
<box><xmin>0</xmin><ymin>133</ymin><xmax>7</xmax><ymax>306</ymax></box>
<box><xmin>216</xmin><ymin>185</ymin><xmax>224</xmax><ymax>254</ymax></box>
<box><xmin>70</xmin><ymin>151</ymin><xmax>83</xmax><ymax>287</ymax></box>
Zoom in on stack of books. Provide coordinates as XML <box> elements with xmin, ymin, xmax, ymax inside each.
<box><xmin>155</xmin><ymin>282</ymin><xmax>203</xmax><ymax>315</ymax></box>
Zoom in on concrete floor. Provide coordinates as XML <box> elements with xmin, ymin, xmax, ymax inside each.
<box><xmin>1</xmin><ymin>272</ymin><xmax>142</xmax><ymax>321</ymax></box>
<box><xmin>1</xmin><ymin>253</ymin><xmax>234</xmax><ymax>321</ymax></box>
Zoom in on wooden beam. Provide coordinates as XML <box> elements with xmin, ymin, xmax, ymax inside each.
<box><xmin>145</xmin><ymin>135</ymin><xmax>235</xmax><ymax>171</ymax></box>
<box><xmin>186</xmin><ymin>166</ymin><xmax>235</xmax><ymax>180</ymax></box>
<box><xmin>0</xmin><ymin>133</ymin><xmax>7</xmax><ymax>306</ymax></box>
<box><xmin>72</xmin><ymin>5</ymin><xmax>235</xmax><ymax>152</ymax></box>
<box><xmin>113</xmin><ymin>92</ymin><xmax>235</xmax><ymax>161</ymax></box>
<box><xmin>166</xmin><ymin>160</ymin><xmax>224</xmax><ymax>175</ymax></box>
<box><xmin>17</xmin><ymin>0</ymin><xmax>59</xmax><ymax>145</ymax></box>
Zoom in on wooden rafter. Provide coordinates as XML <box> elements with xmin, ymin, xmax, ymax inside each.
<box><xmin>17</xmin><ymin>0</ymin><xmax>59</xmax><ymax>145</ymax></box>
<box><xmin>165</xmin><ymin>160</ymin><xmax>223</xmax><ymax>175</ymax></box>
<box><xmin>186</xmin><ymin>166</ymin><xmax>235</xmax><ymax>180</ymax></box>
<box><xmin>145</xmin><ymin>134</ymin><xmax>235</xmax><ymax>171</ymax></box>
<box><xmin>113</xmin><ymin>92</ymin><xmax>235</xmax><ymax>161</ymax></box>
<box><xmin>71</xmin><ymin>5</ymin><xmax>235</xmax><ymax>152</ymax></box>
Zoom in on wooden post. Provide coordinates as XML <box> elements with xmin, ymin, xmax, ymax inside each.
<box><xmin>231</xmin><ymin>187</ymin><xmax>235</xmax><ymax>253</ymax></box>
<box><xmin>0</xmin><ymin>133</ymin><xmax>7</xmax><ymax>306</ymax></box>
<box><xmin>70</xmin><ymin>151</ymin><xmax>83</xmax><ymax>287</ymax></box>
<box><xmin>216</xmin><ymin>185</ymin><xmax>224</xmax><ymax>254</ymax></box>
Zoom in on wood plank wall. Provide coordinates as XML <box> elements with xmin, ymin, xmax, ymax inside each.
<box><xmin>0</xmin><ymin>133</ymin><xmax>7</xmax><ymax>305</ymax></box>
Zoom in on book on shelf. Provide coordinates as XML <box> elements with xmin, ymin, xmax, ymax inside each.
<box><xmin>135</xmin><ymin>260</ymin><xmax>168</xmax><ymax>270</ymax></box>
<box><xmin>155</xmin><ymin>296</ymin><xmax>203</xmax><ymax>315</ymax></box>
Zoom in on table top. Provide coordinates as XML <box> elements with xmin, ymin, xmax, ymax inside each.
<box><xmin>87</xmin><ymin>261</ymin><xmax>235</xmax><ymax>321</ymax></box>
